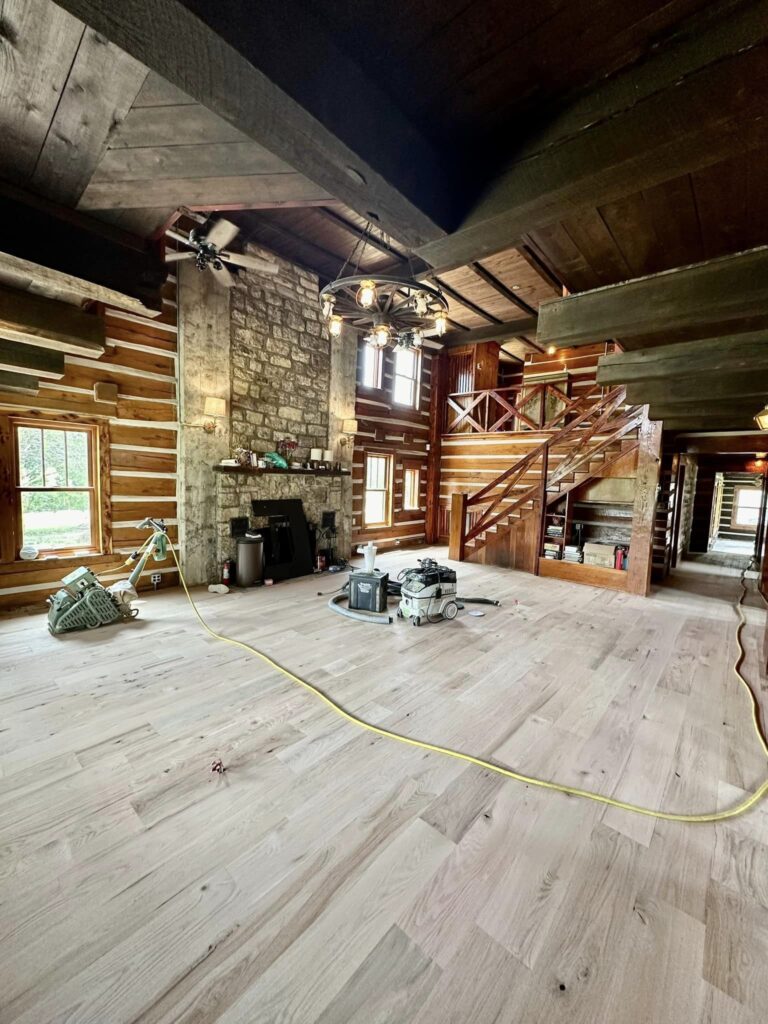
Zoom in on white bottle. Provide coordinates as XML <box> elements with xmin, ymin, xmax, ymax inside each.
<box><xmin>358</xmin><ymin>541</ymin><xmax>377</xmax><ymax>573</ymax></box>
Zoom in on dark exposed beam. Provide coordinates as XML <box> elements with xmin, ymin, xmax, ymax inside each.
<box><xmin>416</xmin><ymin>1</ymin><xmax>768</xmax><ymax>271</ymax></box>
<box><xmin>676</xmin><ymin>432</ymin><xmax>768</xmax><ymax>453</ymax></box>
<box><xmin>0</xmin><ymin>340</ymin><xmax>66</xmax><ymax>380</ymax></box>
<box><xmin>539</xmin><ymin>248</ymin><xmax>768</xmax><ymax>347</ymax></box>
<box><xmin>433</xmin><ymin>277</ymin><xmax>501</xmax><ymax>325</ymax></box>
<box><xmin>0</xmin><ymin>183</ymin><xmax>165</xmax><ymax>314</ymax></box>
<box><xmin>442</xmin><ymin>318</ymin><xmax>539</xmax><ymax>348</ymax></box>
<box><xmin>79</xmin><ymin>173</ymin><xmax>332</xmax><ymax>211</ymax></box>
<box><xmin>649</xmin><ymin>397</ymin><xmax>764</xmax><ymax>422</ymax></box>
<box><xmin>661</xmin><ymin>415</ymin><xmax>758</xmax><ymax>431</ymax></box>
<box><xmin>598</xmin><ymin>332</ymin><xmax>768</xmax><ymax>385</ymax></box>
<box><xmin>626</xmin><ymin>370</ymin><xmax>768</xmax><ymax>406</ymax></box>
<box><xmin>313</xmin><ymin>208</ymin><xmax>410</xmax><ymax>265</ymax></box>
<box><xmin>469</xmin><ymin>263</ymin><xmax>538</xmax><ymax>317</ymax></box>
<box><xmin>0</xmin><ymin>371</ymin><xmax>40</xmax><ymax>395</ymax></box>
<box><xmin>53</xmin><ymin>0</ymin><xmax>455</xmax><ymax>250</ymax></box>
<box><xmin>0</xmin><ymin>285</ymin><xmax>105</xmax><ymax>356</ymax></box>
<box><xmin>517</xmin><ymin>243</ymin><xmax>564</xmax><ymax>295</ymax></box>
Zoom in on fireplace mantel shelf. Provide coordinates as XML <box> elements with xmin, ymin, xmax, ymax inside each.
<box><xmin>214</xmin><ymin>465</ymin><xmax>351</xmax><ymax>477</ymax></box>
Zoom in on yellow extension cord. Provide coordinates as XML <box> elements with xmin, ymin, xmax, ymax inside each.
<box><xmin>166</xmin><ymin>541</ymin><xmax>768</xmax><ymax>823</ymax></box>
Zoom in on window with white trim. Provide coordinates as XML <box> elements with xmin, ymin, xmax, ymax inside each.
<box><xmin>732</xmin><ymin>484</ymin><xmax>762</xmax><ymax>529</ymax></box>
<box><xmin>363</xmin><ymin>453</ymin><xmax>392</xmax><ymax>527</ymax></box>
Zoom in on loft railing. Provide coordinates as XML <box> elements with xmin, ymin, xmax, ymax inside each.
<box><xmin>445</xmin><ymin>382</ymin><xmax>600</xmax><ymax>435</ymax></box>
<box><xmin>448</xmin><ymin>386</ymin><xmax>643</xmax><ymax>561</ymax></box>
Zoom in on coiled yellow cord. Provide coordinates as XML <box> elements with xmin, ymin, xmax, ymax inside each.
<box><xmin>168</xmin><ymin>542</ymin><xmax>768</xmax><ymax>823</ymax></box>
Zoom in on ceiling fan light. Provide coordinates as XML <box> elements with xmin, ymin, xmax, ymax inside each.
<box><xmin>357</xmin><ymin>280</ymin><xmax>377</xmax><ymax>308</ymax></box>
<box><xmin>756</xmin><ymin>405</ymin><xmax>768</xmax><ymax>430</ymax></box>
<box><xmin>328</xmin><ymin>314</ymin><xmax>343</xmax><ymax>338</ymax></box>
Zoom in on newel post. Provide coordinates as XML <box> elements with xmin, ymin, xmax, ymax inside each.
<box><xmin>449</xmin><ymin>491</ymin><xmax>468</xmax><ymax>561</ymax></box>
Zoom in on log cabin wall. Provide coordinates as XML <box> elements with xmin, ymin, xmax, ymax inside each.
<box><xmin>0</xmin><ymin>280</ymin><xmax>178</xmax><ymax>611</ymax></box>
<box><xmin>351</xmin><ymin>341</ymin><xmax>432</xmax><ymax>549</ymax></box>
<box><xmin>715</xmin><ymin>472</ymin><xmax>761</xmax><ymax>543</ymax></box>
<box><xmin>522</xmin><ymin>342</ymin><xmax>613</xmax><ymax>394</ymax></box>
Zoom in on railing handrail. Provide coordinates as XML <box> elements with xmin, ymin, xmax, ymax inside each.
<box><xmin>459</xmin><ymin>386</ymin><xmax>637</xmax><ymax>546</ymax></box>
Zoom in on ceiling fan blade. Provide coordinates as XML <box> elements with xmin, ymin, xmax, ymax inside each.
<box><xmin>165</xmin><ymin>228</ymin><xmax>194</xmax><ymax>247</ymax></box>
<box><xmin>211</xmin><ymin>263</ymin><xmax>236</xmax><ymax>288</ymax></box>
<box><xmin>204</xmin><ymin>218</ymin><xmax>240</xmax><ymax>250</ymax></box>
<box><xmin>164</xmin><ymin>251</ymin><xmax>195</xmax><ymax>262</ymax></box>
<box><xmin>220</xmin><ymin>250</ymin><xmax>279</xmax><ymax>274</ymax></box>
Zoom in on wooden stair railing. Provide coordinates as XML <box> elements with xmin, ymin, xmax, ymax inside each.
<box><xmin>445</xmin><ymin>382</ymin><xmax>604</xmax><ymax>435</ymax></box>
<box><xmin>448</xmin><ymin>386</ymin><xmax>644</xmax><ymax>561</ymax></box>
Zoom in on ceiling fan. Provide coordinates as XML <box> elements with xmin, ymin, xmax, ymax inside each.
<box><xmin>164</xmin><ymin>210</ymin><xmax>278</xmax><ymax>287</ymax></box>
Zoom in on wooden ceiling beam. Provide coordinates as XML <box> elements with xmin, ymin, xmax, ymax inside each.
<box><xmin>313</xmin><ymin>208</ymin><xmax>410</xmax><ymax>265</ymax></box>
<box><xmin>416</xmin><ymin>0</ymin><xmax>768</xmax><ymax>271</ymax></box>
<box><xmin>539</xmin><ymin>248</ymin><xmax>768</xmax><ymax>347</ymax></box>
<box><xmin>598</xmin><ymin>332</ymin><xmax>768</xmax><ymax>385</ymax></box>
<box><xmin>442</xmin><ymin>318</ymin><xmax>539</xmax><ymax>349</ymax></box>
<box><xmin>53</xmin><ymin>0</ymin><xmax>455</xmax><ymax>251</ymax></box>
<box><xmin>0</xmin><ymin>183</ymin><xmax>165</xmax><ymax>315</ymax></box>
<box><xmin>0</xmin><ymin>285</ymin><xmax>105</xmax><ymax>357</ymax></box>
<box><xmin>469</xmin><ymin>262</ymin><xmax>538</xmax><ymax>317</ymax></box>
<box><xmin>676</xmin><ymin>432</ymin><xmax>768</xmax><ymax>454</ymax></box>
<box><xmin>0</xmin><ymin>371</ymin><xmax>40</xmax><ymax>396</ymax></box>
<box><xmin>626</xmin><ymin>370</ymin><xmax>768</xmax><ymax>406</ymax></box>
<box><xmin>660</xmin><ymin>415</ymin><xmax>758</xmax><ymax>432</ymax></box>
<box><xmin>432</xmin><ymin>277</ymin><xmax>501</xmax><ymax>325</ymax></box>
<box><xmin>649</xmin><ymin>397</ymin><xmax>763</xmax><ymax>422</ymax></box>
<box><xmin>0</xmin><ymin>340</ymin><xmax>66</xmax><ymax>380</ymax></box>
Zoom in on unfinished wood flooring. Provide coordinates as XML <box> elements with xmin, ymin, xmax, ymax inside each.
<box><xmin>2</xmin><ymin>549</ymin><xmax>768</xmax><ymax>1023</ymax></box>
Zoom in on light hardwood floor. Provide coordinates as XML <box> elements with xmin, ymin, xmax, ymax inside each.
<box><xmin>2</xmin><ymin>548</ymin><xmax>768</xmax><ymax>1023</ymax></box>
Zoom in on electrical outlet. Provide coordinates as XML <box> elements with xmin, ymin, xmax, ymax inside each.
<box><xmin>150</xmin><ymin>573</ymin><xmax>162</xmax><ymax>587</ymax></box>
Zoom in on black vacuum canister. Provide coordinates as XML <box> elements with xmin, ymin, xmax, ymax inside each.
<box><xmin>348</xmin><ymin>569</ymin><xmax>389</xmax><ymax>613</ymax></box>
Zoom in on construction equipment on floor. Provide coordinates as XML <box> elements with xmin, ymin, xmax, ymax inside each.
<box><xmin>397</xmin><ymin>558</ymin><xmax>458</xmax><ymax>626</ymax></box>
<box><xmin>47</xmin><ymin>519</ymin><xmax>168</xmax><ymax>635</ymax></box>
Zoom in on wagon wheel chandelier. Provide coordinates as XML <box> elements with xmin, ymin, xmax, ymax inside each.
<box><xmin>319</xmin><ymin>224</ymin><xmax>449</xmax><ymax>351</ymax></box>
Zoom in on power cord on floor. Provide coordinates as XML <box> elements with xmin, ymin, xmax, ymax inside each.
<box><xmin>167</xmin><ymin>541</ymin><xmax>768</xmax><ymax>823</ymax></box>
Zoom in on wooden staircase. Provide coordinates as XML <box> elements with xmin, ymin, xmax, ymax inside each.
<box><xmin>448</xmin><ymin>386</ymin><xmax>644</xmax><ymax>561</ymax></box>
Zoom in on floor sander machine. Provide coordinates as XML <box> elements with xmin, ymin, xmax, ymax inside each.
<box><xmin>47</xmin><ymin>518</ymin><xmax>168</xmax><ymax>635</ymax></box>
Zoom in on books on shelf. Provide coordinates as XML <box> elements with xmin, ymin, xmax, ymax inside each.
<box><xmin>543</xmin><ymin>542</ymin><xmax>561</xmax><ymax>560</ymax></box>
<box><xmin>563</xmin><ymin>545</ymin><xmax>583</xmax><ymax>563</ymax></box>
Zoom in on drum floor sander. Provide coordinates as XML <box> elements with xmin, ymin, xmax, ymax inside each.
<box><xmin>328</xmin><ymin>557</ymin><xmax>499</xmax><ymax>625</ymax></box>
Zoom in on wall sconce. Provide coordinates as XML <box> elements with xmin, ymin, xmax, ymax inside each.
<box><xmin>203</xmin><ymin>395</ymin><xmax>227</xmax><ymax>433</ymax></box>
<box><xmin>339</xmin><ymin>417</ymin><xmax>359</xmax><ymax>447</ymax></box>
<box><xmin>756</xmin><ymin>405</ymin><xmax>768</xmax><ymax>430</ymax></box>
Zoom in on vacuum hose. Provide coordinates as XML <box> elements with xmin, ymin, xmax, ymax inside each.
<box><xmin>328</xmin><ymin>591</ymin><xmax>392</xmax><ymax>625</ymax></box>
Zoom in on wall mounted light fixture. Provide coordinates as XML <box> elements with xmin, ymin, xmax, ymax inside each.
<box><xmin>203</xmin><ymin>396</ymin><xmax>227</xmax><ymax>433</ymax></box>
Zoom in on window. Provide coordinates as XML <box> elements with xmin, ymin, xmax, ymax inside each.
<box><xmin>363</xmin><ymin>453</ymin><xmax>392</xmax><ymax>527</ymax></box>
<box><xmin>403</xmin><ymin>466</ymin><xmax>421</xmax><ymax>511</ymax></box>
<box><xmin>732</xmin><ymin>484</ymin><xmax>762</xmax><ymax>530</ymax></box>
<box><xmin>393</xmin><ymin>347</ymin><xmax>420</xmax><ymax>408</ymax></box>
<box><xmin>14</xmin><ymin>422</ymin><xmax>99</xmax><ymax>554</ymax></box>
<box><xmin>361</xmin><ymin>344</ymin><xmax>383</xmax><ymax>389</ymax></box>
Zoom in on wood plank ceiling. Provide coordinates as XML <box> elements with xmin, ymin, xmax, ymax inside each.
<box><xmin>2</xmin><ymin>0</ymin><xmax>768</xmax><ymax>396</ymax></box>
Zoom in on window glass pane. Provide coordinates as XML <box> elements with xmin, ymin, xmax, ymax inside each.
<box><xmin>21</xmin><ymin>490</ymin><xmax>92</xmax><ymax>550</ymax></box>
<box><xmin>66</xmin><ymin>430</ymin><xmax>90</xmax><ymax>486</ymax></box>
<box><xmin>42</xmin><ymin>429</ymin><xmax>67</xmax><ymax>487</ymax></box>
<box><xmin>362</xmin><ymin>346</ymin><xmax>379</xmax><ymax>388</ymax></box>
<box><xmin>17</xmin><ymin>427</ymin><xmax>43</xmax><ymax>486</ymax></box>
<box><xmin>404</xmin><ymin>468</ymin><xmax>419</xmax><ymax>509</ymax></box>
<box><xmin>393</xmin><ymin>376</ymin><xmax>414</xmax><ymax>406</ymax></box>
<box><xmin>366</xmin><ymin>455</ymin><xmax>386</xmax><ymax>489</ymax></box>
<box><xmin>364</xmin><ymin>491</ymin><xmax>385</xmax><ymax>525</ymax></box>
<box><xmin>395</xmin><ymin>348</ymin><xmax>415</xmax><ymax>377</ymax></box>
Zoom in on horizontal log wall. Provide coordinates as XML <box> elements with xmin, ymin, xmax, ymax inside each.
<box><xmin>0</xmin><ymin>279</ymin><xmax>178</xmax><ymax>612</ymax></box>
<box><xmin>352</xmin><ymin>343</ymin><xmax>432</xmax><ymax>550</ymax></box>
<box><xmin>716</xmin><ymin>472</ymin><xmax>761</xmax><ymax>542</ymax></box>
<box><xmin>523</xmin><ymin>342</ymin><xmax>613</xmax><ymax>395</ymax></box>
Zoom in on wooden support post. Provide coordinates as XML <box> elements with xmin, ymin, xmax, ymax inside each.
<box><xmin>534</xmin><ymin>443</ymin><xmax>550</xmax><ymax>575</ymax></box>
<box><xmin>627</xmin><ymin>414</ymin><xmax>663</xmax><ymax>596</ymax></box>
<box><xmin>448</xmin><ymin>492</ymin><xmax>467</xmax><ymax>562</ymax></box>
<box><xmin>425</xmin><ymin>350</ymin><xmax>446</xmax><ymax>543</ymax></box>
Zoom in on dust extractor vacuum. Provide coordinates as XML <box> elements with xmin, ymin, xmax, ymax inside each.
<box><xmin>47</xmin><ymin>518</ymin><xmax>168</xmax><ymax>635</ymax></box>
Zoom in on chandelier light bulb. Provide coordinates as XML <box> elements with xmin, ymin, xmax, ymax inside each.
<box><xmin>368</xmin><ymin>323</ymin><xmax>390</xmax><ymax>348</ymax></box>
<box><xmin>412</xmin><ymin>329</ymin><xmax>424</xmax><ymax>348</ymax></box>
<box><xmin>328</xmin><ymin>314</ymin><xmax>343</xmax><ymax>338</ymax></box>
<box><xmin>434</xmin><ymin>312</ymin><xmax>447</xmax><ymax>336</ymax></box>
<box><xmin>357</xmin><ymin>280</ymin><xmax>377</xmax><ymax>308</ymax></box>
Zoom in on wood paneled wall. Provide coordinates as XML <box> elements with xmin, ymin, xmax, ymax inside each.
<box><xmin>351</xmin><ymin>342</ymin><xmax>432</xmax><ymax>550</ymax></box>
<box><xmin>523</xmin><ymin>342</ymin><xmax>613</xmax><ymax>393</ymax></box>
<box><xmin>0</xmin><ymin>280</ymin><xmax>178</xmax><ymax>611</ymax></box>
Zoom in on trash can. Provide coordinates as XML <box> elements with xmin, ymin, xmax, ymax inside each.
<box><xmin>236</xmin><ymin>535</ymin><xmax>264</xmax><ymax>587</ymax></box>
